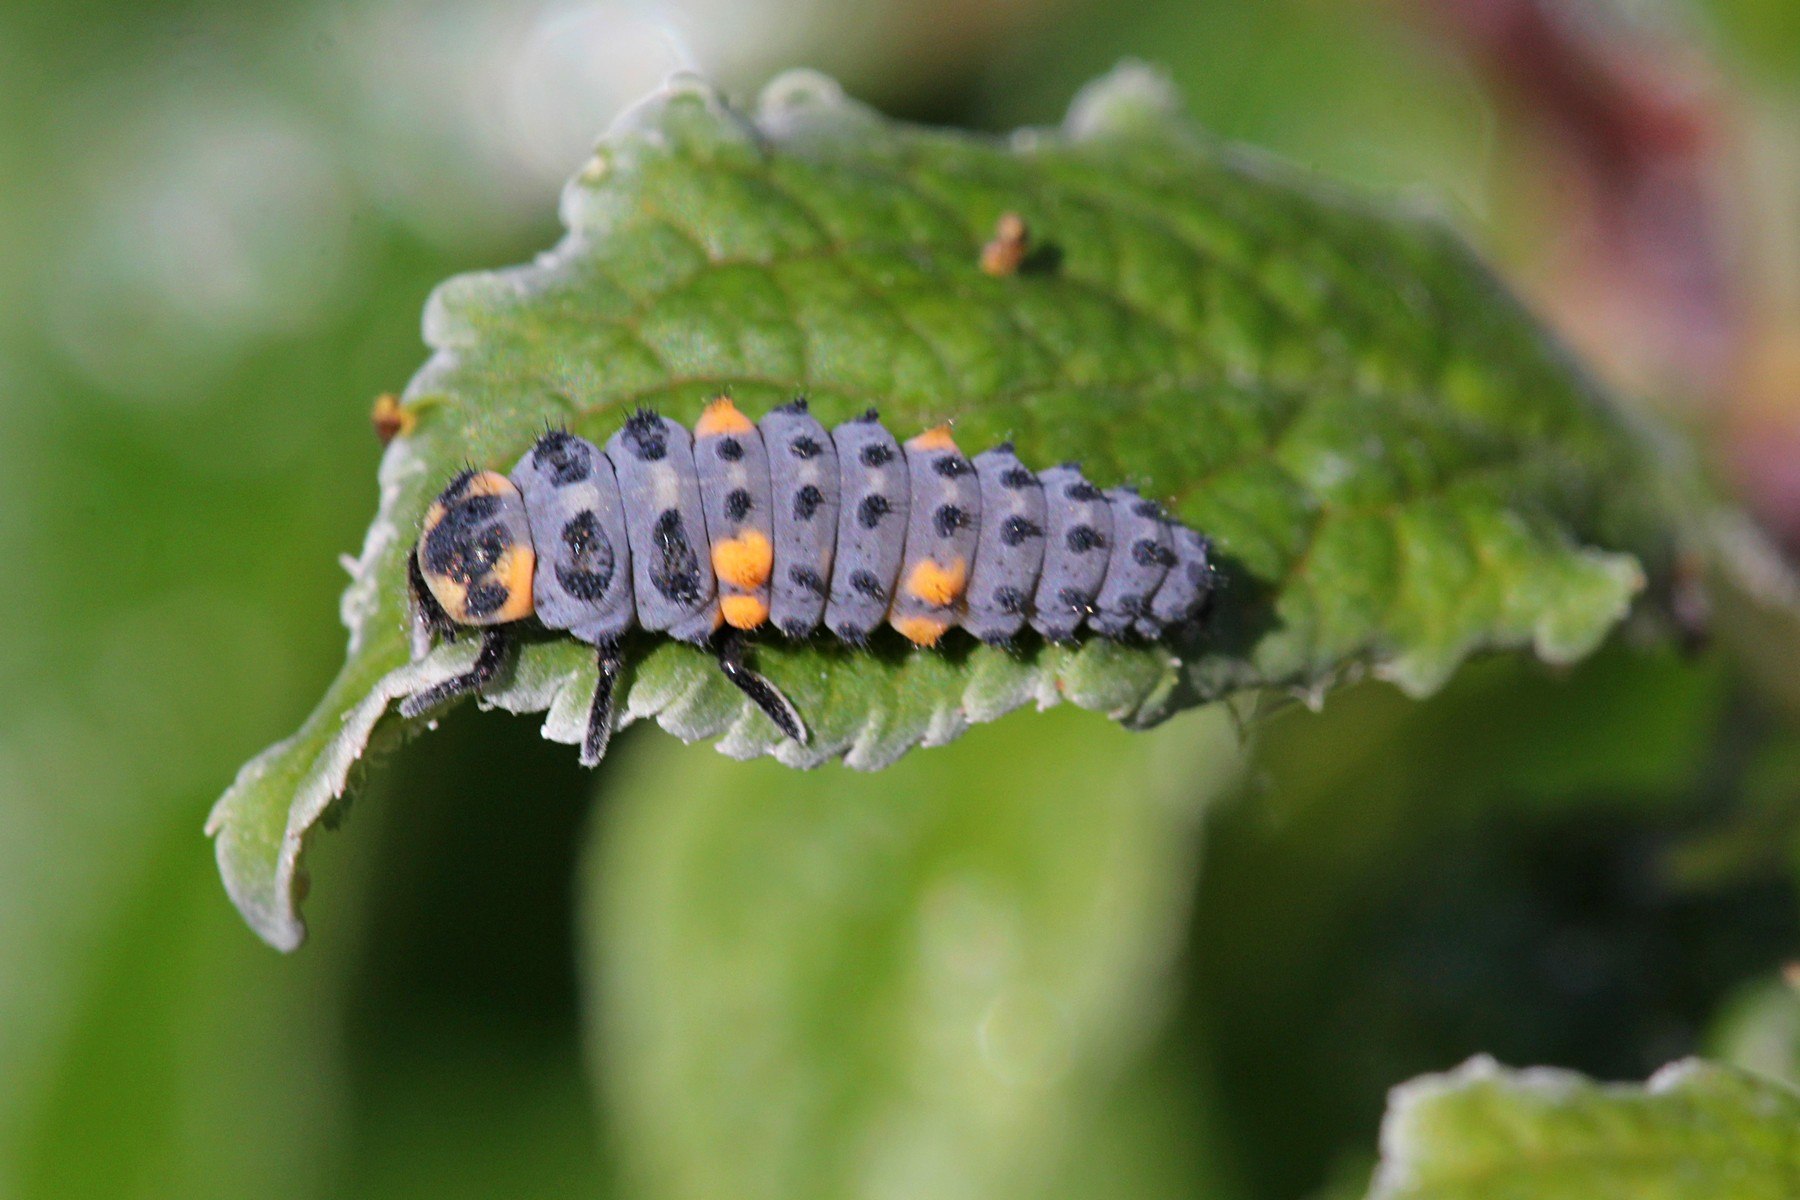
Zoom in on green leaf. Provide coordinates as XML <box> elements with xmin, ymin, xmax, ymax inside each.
<box><xmin>1370</xmin><ymin>1057</ymin><xmax>1800</xmax><ymax>1200</ymax></box>
<box><xmin>209</xmin><ymin>64</ymin><xmax>1681</xmax><ymax>948</ymax></box>
<box><xmin>584</xmin><ymin>704</ymin><xmax>1245</xmax><ymax>1200</ymax></box>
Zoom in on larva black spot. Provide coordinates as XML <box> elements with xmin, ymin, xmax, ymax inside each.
<box><xmin>461</xmin><ymin>494</ymin><xmax>501</xmax><ymax>521</ymax></box>
<box><xmin>790</xmin><ymin>435</ymin><xmax>823</xmax><ymax>459</ymax></box>
<box><xmin>716</xmin><ymin>436</ymin><xmax>744</xmax><ymax>462</ymax></box>
<box><xmin>725</xmin><ymin>488</ymin><xmax>753</xmax><ymax>521</ymax></box>
<box><xmin>780</xmin><ymin>618</ymin><xmax>813</xmax><ymax>638</ymax></box>
<box><xmin>562</xmin><ymin>511</ymin><xmax>599</xmax><ymax>555</ymax></box>
<box><xmin>465</xmin><ymin>581</ymin><xmax>510</xmax><ymax>617</ymax></box>
<box><xmin>850</xmin><ymin>570</ymin><xmax>886</xmax><ymax>601</ymax></box>
<box><xmin>423</xmin><ymin>519</ymin><xmax>504</xmax><ymax>584</ymax></box>
<box><xmin>441</xmin><ymin>469</ymin><xmax>478</xmax><ymax>501</ymax></box>
<box><xmin>1001</xmin><ymin>515</ymin><xmax>1041</xmax><ymax>546</ymax></box>
<box><xmin>1000</xmin><ymin>466</ymin><xmax>1034</xmax><ymax>489</ymax></box>
<box><xmin>1067</xmin><ymin>525</ymin><xmax>1105</xmax><ymax>553</ymax></box>
<box><xmin>933</xmin><ymin>504</ymin><xmax>970</xmax><ymax>537</ymax></box>
<box><xmin>1066</xmin><ymin>481</ymin><xmax>1103</xmax><ymax>503</ymax></box>
<box><xmin>860</xmin><ymin>442</ymin><xmax>895</xmax><ymax>468</ymax></box>
<box><xmin>1056</xmin><ymin>586</ymin><xmax>1086</xmax><ymax>610</ymax></box>
<box><xmin>788</xmin><ymin>566</ymin><xmax>826</xmax><ymax>595</ymax></box>
<box><xmin>994</xmin><ymin>586</ymin><xmax>1027</xmax><ymax>614</ymax></box>
<box><xmin>793</xmin><ymin>484</ymin><xmax>824</xmax><ymax>520</ymax></box>
<box><xmin>533</xmin><ymin>431</ymin><xmax>591</xmax><ymax>484</ymax></box>
<box><xmin>776</xmin><ymin>396</ymin><xmax>809</xmax><ymax>415</ymax></box>
<box><xmin>858</xmin><ymin>494</ymin><xmax>891</xmax><ymax>528</ymax></box>
<box><xmin>854</xmin><ymin>408</ymin><xmax>881</xmax><ymax>424</ymax></box>
<box><xmin>1132</xmin><ymin>538</ymin><xmax>1174</xmax><ymax>567</ymax></box>
<box><xmin>933</xmin><ymin>456</ymin><xmax>972</xmax><ymax>478</ymax></box>
<box><xmin>649</xmin><ymin>509</ymin><xmax>701</xmax><ymax>603</ymax></box>
<box><xmin>1133</xmin><ymin>499</ymin><xmax>1163</xmax><ymax>520</ymax></box>
<box><xmin>548</xmin><ymin>492</ymin><xmax>617</xmax><ymax>606</ymax></box>
<box><xmin>556</xmin><ymin>564</ymin><xmax>611</xmax><ymax>600</ymax></box>
<box><xmin>623</xmin><ymin>411</ymin><xmax>668</xmax><ymax>461</ymax></box>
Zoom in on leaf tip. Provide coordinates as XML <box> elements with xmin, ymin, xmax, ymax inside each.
<box><xmin>1532</xmin><ymin>550</ymin><xmax>1647</xmax><ymax>666</ymax></box>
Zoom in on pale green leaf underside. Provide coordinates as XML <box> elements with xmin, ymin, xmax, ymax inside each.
<box><xmin>209</xmin><ymin>64</ymin><xmax>1677</xmax><ymax>949</ymax></box>
<box><xmin>1372</xmin><ymin>1057</ymin><xmax>1800</xmax><ymax>1200</ymax></box>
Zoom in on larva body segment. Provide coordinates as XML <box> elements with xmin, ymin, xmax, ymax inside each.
<box><xmin>1029</xmin><ymin>463</ymin><xmax>1114</xmax><ymax>642</ymax></box>
<box><xmin>1090</xmin><ymin>487</ymin><xmax>1174</xmax><ymax>639</ymax></box>
<box><xmin>964</xmin><ymin>443</ymin><xmax>1046</xmax><ymax>645</ymax></box>
<box><xmin>606</xmin><ymin>411</ymin><xmax>717</xmax><ymax>644</ymax></box>
<box><xmin>1149</xmin><ymin>525</ymin><xmax>1214</xmax><ymax>631</ymax></box>
<box><xmin>511</xmin><ymin>430</ymin><xmax>636</xmax><ymax>645</ymax></box>
<box><xmin>823</xmin><ymin>413</ymin><xmax>910</xmax><ymax>645</ymax></box>
<box><xmin>759</xmin><ymin>399</ymin><xmax>839</xmax><ymax>639</ymax></box>
<box><xmin>693</xmin><ymin>398</ymin><xmax>775</xmax><ymax>632</ymax></box>
<box><xmin>416</xmin><ymin>470</ymin><xmax>536</xmax><ymax>626</ymax></box>
<box><xmin>888</xmin><ymin>426</ymin><xmax>980</xmax><ymax>647</ymax></box>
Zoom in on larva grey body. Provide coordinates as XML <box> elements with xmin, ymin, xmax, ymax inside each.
<box><xmin>460</xmin><ymin>407</ymin><xmax>1213</xmax><ymax>651</ymax></box>
<box><xmin>693</xmin><ymin>401</ymin><xmax>775</xmax><ymax>631</ymax></box>
<box><xmin>510</xmin><ymin>430</ymin><xmax>635</xmax><ymax>645</ymax></box>
<box><xmin>964</xmin><ymin>444</ymin><xmax>1046</xmax><ymax>644</ymax></box>
<box><xmin>1030</xmin><ymin>464</ymin><xmax>1114</xmax><ymax>642</ymax></box>
<box><xmin>1149</xmin><ymin>525</ymin><xmax>1213</xmax><ymax>635</ymax></box>
<box><xmin>1090</xmin><ymin>488</ymin><xmax>1174</xmax><ymax>639</ymax></box>
<box><xmin>410</xmin><ymin>398</ymin><xmax>1216</xmax><ymax>765</ymax></box>
<box><xmin>887</xmin><ymin>428</ymin><xmax>981</xmax><ymax>645</ymax></box>
<box><xmin>605</xmin><ymin>411</ymin><xmax>717</xmax><ymax>644</ymax></box>
<box><xmin>823</xmin><ymin>413</ymin><xmax>910</xmax><ymax>644</ymax></box>
<box><xmin>759</xmin><ymin>400</ymin><xmax>839</xmax><ymax>638</ymax></box>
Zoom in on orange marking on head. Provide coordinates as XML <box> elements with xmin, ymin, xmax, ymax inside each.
<box><xmin>720</xmin><ymin>594</ymin><xmax>770</xmax><ymax>630</ymax></box>
<box><xmin>909</xmin><ymin>424</ymin><xmax>958</xmax><ymax>453</ymax></box>
<box><xmin>488</xmin><ymin>545</ymin><xmax>537</xmax><ymax>622</ymax></box>
<box><xmin>463</xmin><ymin>471</ymin><xmax>516</xmax><ymax>500</ymax></box>
<box><xmin>893</xmin><ymin>614</ymin><xmax>949</xmax><ymax>646</ymax></box>
<box><xmin>696</xmin><ymin>396</ymin><xmax>755</xmax><ymax>437</ymax></box>
<box><xmin>904</xmin><ymin>558</ymin><xmax>967</xmax><ymax>608</ymax></box>
<box><xmin>712</xmin><ymin>531</ymin><xmax>774</xmax><ymax>590</ymax></box>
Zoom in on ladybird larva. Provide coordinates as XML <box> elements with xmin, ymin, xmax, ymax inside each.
<box><xmin>403</xmin><ymin>399</ymin><xmax>1215</xmax><ymax>766</ymax></box>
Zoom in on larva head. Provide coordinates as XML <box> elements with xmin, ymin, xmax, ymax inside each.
<box><xmin>416</xmin><ymin>470</ymin><xmax>536</xmax><ymax>626</ymax></box>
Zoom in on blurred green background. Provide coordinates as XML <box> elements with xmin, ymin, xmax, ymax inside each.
<box><xmin>4</xmin><ymin>1</ymin><xmax>1800</xmax><ymax>1197</ymax></box>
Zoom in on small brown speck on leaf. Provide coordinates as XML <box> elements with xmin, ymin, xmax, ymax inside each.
<box><xmin>980</xmin><ymin>212</ymin><xmax>1030</xmax><ymax>277</ymax></box>
<box><xmin>371</xmin><ymin>393</ymin><xmax>414</xmax><ymax>445</ymax></box>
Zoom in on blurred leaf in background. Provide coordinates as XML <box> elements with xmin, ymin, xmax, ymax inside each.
<box><xmin>5</xmin><ymin>1</ymin><xmax>1800</xmax><ymax>1199</ymax></box>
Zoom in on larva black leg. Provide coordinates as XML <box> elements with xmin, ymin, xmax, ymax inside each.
<box><xmin>408</xmin><ymin>546</ymin><xmax>461</xmax><ymax>653</ymax></box>
<box><xmin>581</xmin><ymin>641</ymin><xmax>624</xmax><ymax>768</ymax></box>
<box><xmin>400</xmin><ymin>627</ymin><xmax>510</xmax><ymax>718</ymax></box>
<box><xmin>715</xmin><ymin>629</ymin><xmax>808</xmax><ymax>745</ymax></box>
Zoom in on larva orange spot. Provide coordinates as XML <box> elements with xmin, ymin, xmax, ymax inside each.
<box><xmin>696</xmin><ymin>396</ymin><xmax>755</xmax><ymax>437</ymax></box>
<box><xmin>909</xmin><ymin>425</ymin><xmax>958</xmax><ymax>453</ymax></box>
<box><xmin>904</xmin><ymin>558</ymin><xmax>967</xmax><ymax>607</ymax></box>
<box><xmin>713</xmin><ymin>531</ymin><xmax>774</xmax><ymax>590</ymax></box>
<box><xmin>720</xmin><ymin>595</ymin><xmax>770</xmax><ymax>630</ymax></box>
<box><xmin>892</xmin><ymin>614</ymin><xmax>950</xmax><ymax>646</ymax></box>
